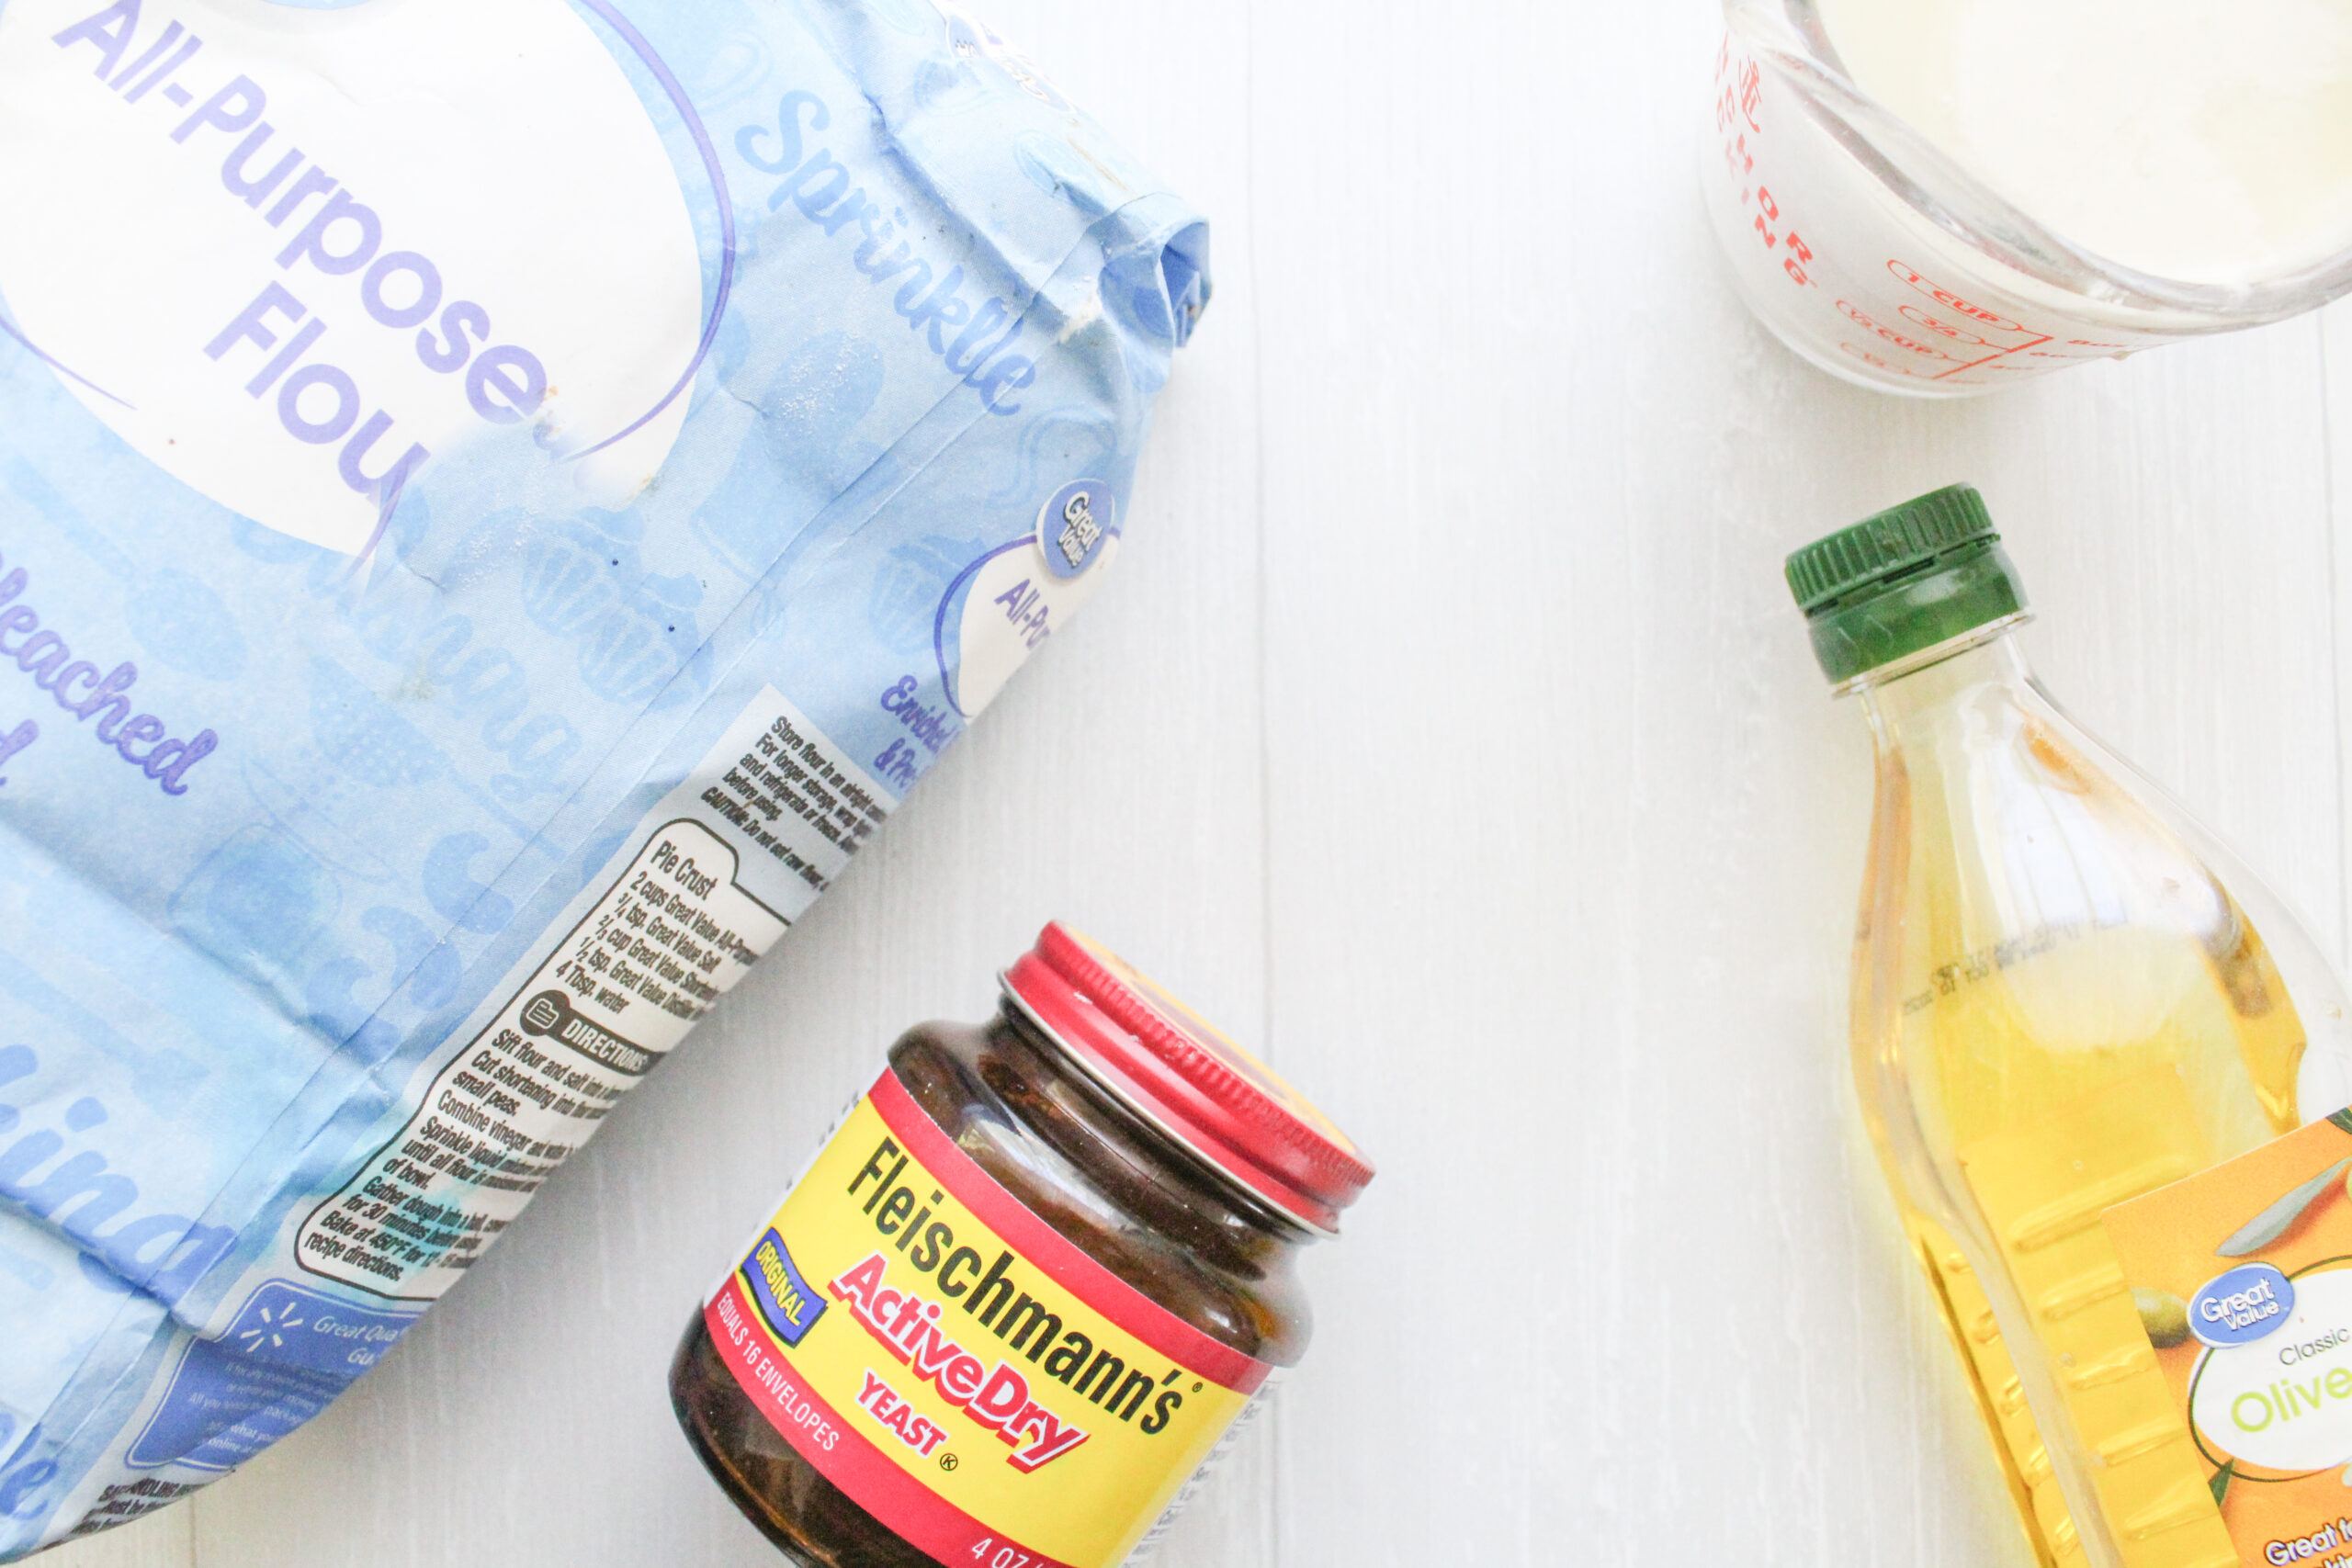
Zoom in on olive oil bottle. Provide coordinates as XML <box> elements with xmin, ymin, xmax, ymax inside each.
<box><xmin>1790</xmin><ymin>487</ymin><xmax>2352</xmax><ymax>1568</ymax></box>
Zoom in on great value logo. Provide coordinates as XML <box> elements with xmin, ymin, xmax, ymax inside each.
<box><xmin>2193</xmin><ymin>1263</ymin><xmax>2297</xmax><ymax>1348</ymax></box>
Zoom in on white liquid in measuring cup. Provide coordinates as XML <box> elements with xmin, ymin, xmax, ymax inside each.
<box><xmin>1706</xmin><ymin>0</ymin><xmax>2352</xmax><ymax>393</ymax></box>
<box><xmin>1815</xmin><ymin>0</ymin><xmax>2352</xmax><ymax>281</ymax></box>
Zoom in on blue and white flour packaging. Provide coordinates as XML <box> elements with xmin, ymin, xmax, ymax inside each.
<box><xmin>0</xmin><ymin>0</ymin><xmax>1206</xmax><ymax>1549</ymax></box>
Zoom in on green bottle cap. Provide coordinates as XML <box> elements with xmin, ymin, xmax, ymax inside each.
<box><xmin>1784</xmin><ymin>484</ymin><xmax>2028</xmax><ymax>684</ymax></box>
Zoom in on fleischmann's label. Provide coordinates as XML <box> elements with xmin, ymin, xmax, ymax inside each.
<box><xmin>2105</xmin><ymin>1111</ymin><xmax>2352</xmax><ymax>1567</ymax></box>
<box><xmin>705</xmin><ymin>1069</ymin><xmax>1269</xmax><ymax>1568</ymax></box>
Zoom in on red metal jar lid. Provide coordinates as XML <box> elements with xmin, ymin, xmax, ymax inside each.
<box><xmin>1001</xmin><ymin>921</ymin><xmax>1374</xmax><ymax>1235</ymax></box>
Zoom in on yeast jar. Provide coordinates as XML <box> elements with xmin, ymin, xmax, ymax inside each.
<box><xmin>671</xmin><ymin>923</ymin><xmax>1374</xmax><ymax>1567</ymax></box>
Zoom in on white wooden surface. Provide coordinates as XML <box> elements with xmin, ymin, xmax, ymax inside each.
<box><xmin>43</xmin><ymin>1</ymin><xmax>2352</xmax><ymax>1564</ymax></box>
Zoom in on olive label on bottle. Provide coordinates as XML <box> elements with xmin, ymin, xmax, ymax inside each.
<box><xmin>2104</xmin><ymin>1111</ymin><xmax>2352</xmax><ymax>1560</ymax></box>
<box><xmin>704</xmin><ymin>1069</ymin><xmax>1268</xmax><ymax>1568</ymax></box>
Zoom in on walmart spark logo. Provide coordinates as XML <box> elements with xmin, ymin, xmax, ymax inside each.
<box><xmin>235</xmin><ymin>1297</ymin><xmax>305</xmax><ymax>1354</ymax></box>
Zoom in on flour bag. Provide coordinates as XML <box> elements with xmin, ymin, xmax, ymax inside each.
<box><xmin>0</xmin><ymin>0</ymin><xmax>1207</xmax><ymax>1549</ymax></box>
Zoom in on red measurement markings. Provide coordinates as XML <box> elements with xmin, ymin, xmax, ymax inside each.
<box><xmin>1713</xmin><ymin>40</ymin><xmax>1817</xmax><ymax>288</ymax></box>
<box><xmin>1713</xmin><ymin>36</ymin><xmax>1760</xmax><ymax>139</ymax></box>
<box><xmin>1882</xmin><ymin>262</ymin><xmax>2062</xmax><ymax>378</ymax></box>
<box><xmin>1712</xmin><ymin>39</ymin><xmax>1758</xmax><ymax>182</ymax></box>
<box><xmin>1837</xmin><ymin>300</ymin><xmax>1963</xmax><ymax>363</ymax></box>
<box><xmin>1755</xmin><ymin>188</ymin><xmax>1819</xmax><ymax>287</ymax></box>
<box><xmin>1898</xmin><ymin>304</ymin><xmax>1995</xmax><ymax>347</ymax></box>
<box><xmin>1839</xmin><ymin>343</ymin><xmax>1928</xmax><ymax>378</ymax></box>
<box><xmin>1888</xmin><ymin>265</ymin><xmax>2024</xmax><ymax>333</ymax></box>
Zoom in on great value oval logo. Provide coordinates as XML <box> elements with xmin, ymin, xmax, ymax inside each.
<box><xmin>2191</xmin><ymin>1262</ymin><xmax>2296</xmax><ymax>1348</ymax></box>
<box><xmin>1036</xmin><ymin>479</ymin><xmax>1114</xmax><ymax>579</ymax></box>
<box><xmin>2188</xmin><ymin>1266</ymin><xmax>2352</xmax><ymax>1472</ymax></box>
<box><xmin>0</xmin><ymin>0</ymin><xmax>707</xmax><ymax>554</ymax></box>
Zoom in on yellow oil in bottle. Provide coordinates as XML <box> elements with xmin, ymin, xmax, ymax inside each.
<box><xmin>1856</xmin><ymin>642</ymin><xmax>2308</xmax><ymax>1568</ymax></box>
<box><xmin>1793</xmin><ymin>486</ymin><xmax>2352</xmax><ymax>1568</ymax></box>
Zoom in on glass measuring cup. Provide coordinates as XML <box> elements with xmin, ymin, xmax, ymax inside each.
<box><xmin>1704</xmin><ymin>0</ymin><xmax>2352</xmax><ymax>395</ymax></box>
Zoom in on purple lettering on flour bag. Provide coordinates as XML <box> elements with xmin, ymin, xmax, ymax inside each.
<box><xmin>0</xmin><ymin>0</ymin><xmax>1208</xmax><ymax>1550</ymax></box>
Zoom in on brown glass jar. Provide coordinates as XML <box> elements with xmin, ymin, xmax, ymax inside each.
<box><xmin>671</xmin><ymin>922</ymin><xmax>1372</xmax><ymax>1567</ymax></box>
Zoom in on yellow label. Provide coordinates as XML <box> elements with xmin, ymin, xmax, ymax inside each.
<box><xmin>704</xmin><ymin>1070</ymin><xmax>1265</xmax><ymax>1568</ymax></box>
